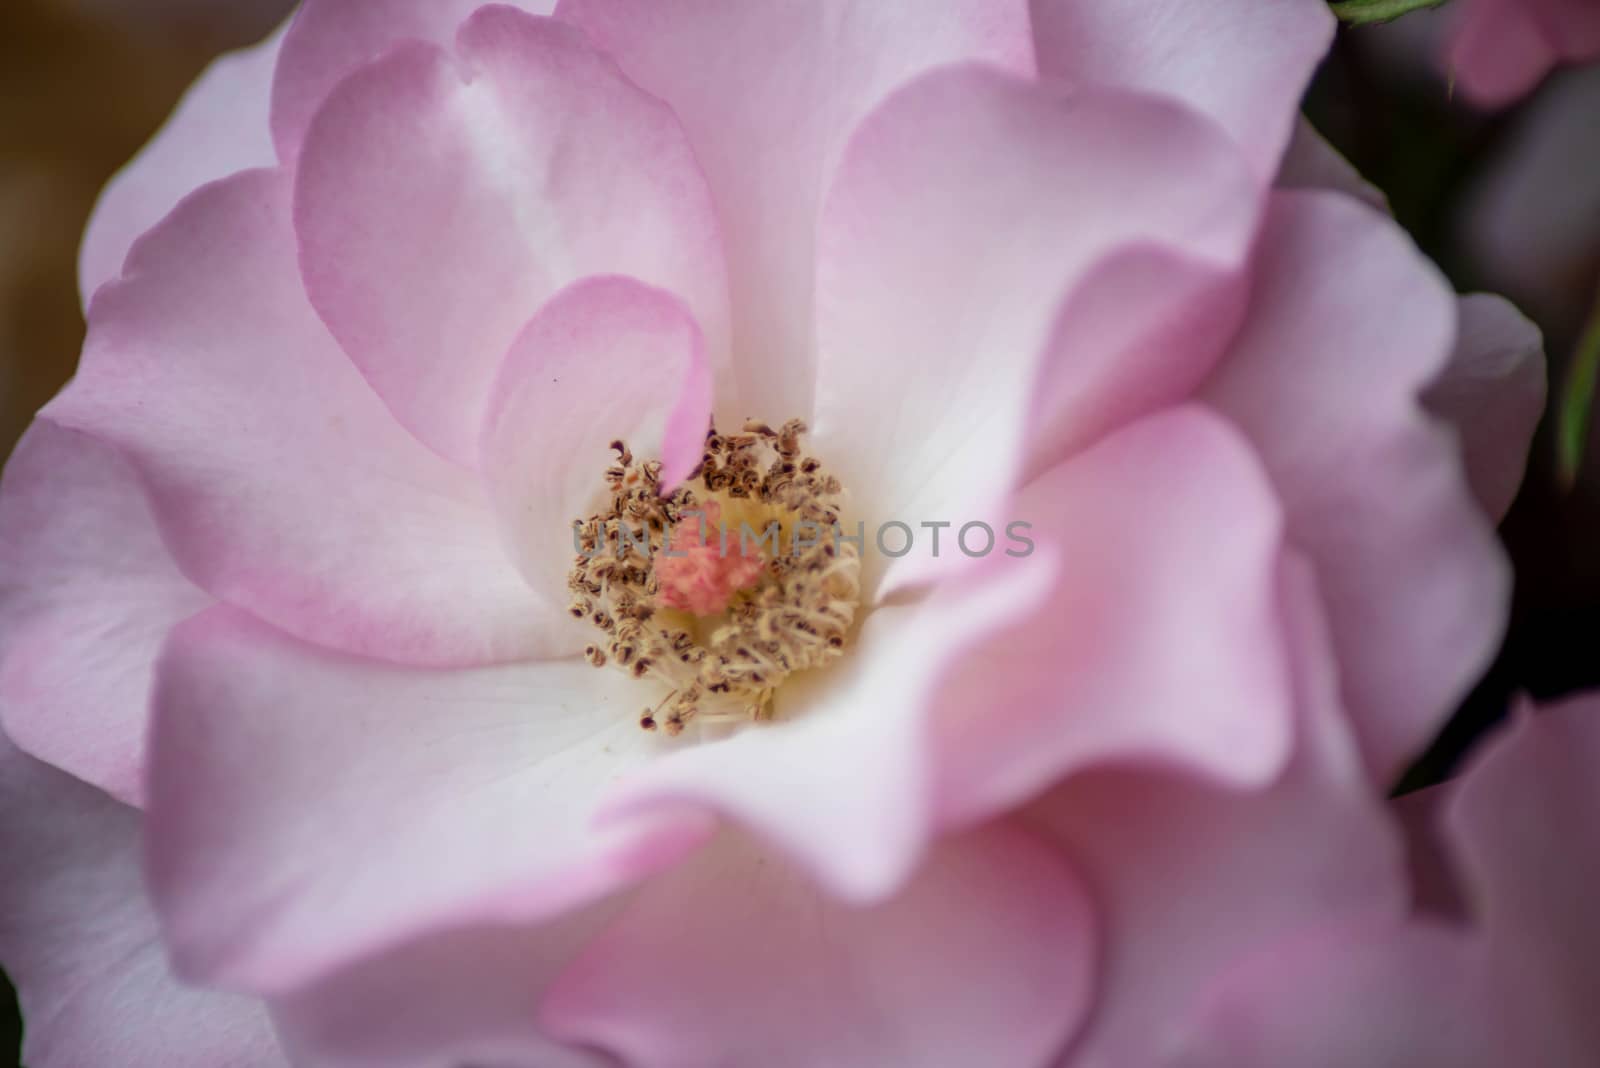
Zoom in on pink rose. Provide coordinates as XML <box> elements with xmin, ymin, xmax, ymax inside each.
<box><xmin>0</xmin><ymin>2</ymin><xmax>1545</xmax><ymax>1065</ymax></box>
<box><xmin>1447</xmin><ymin>0</ymin><xmax>1600</xmax><ymax>108</ymax></box>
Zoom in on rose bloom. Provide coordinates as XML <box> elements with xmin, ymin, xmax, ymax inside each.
<box><xmin>0</xmin><ymin>2</ymin><xmax>1548</xmax><ymax>1066</ymax></box>
<box><xmin>1447</xmin><ymin>0</ymin><xmax>1600</xmax><ymax>108</ymax></box>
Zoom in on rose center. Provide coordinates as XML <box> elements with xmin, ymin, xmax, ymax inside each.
<box><xmin>568</xmin><ymin>419</ymin><xmax>862</xmax><ymax>735</ymax></box>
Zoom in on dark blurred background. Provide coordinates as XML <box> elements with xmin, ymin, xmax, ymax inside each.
<box><xmin>1</xmin><ymin>2</ymin><xmax>1597</xmax><ymax>1062</ymax></box>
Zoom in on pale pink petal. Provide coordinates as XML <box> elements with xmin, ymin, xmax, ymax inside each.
<box><xmin>1443</xmin><ymin>695</ymin><xmax>1600</xmax><ymax>1061</ymax></box>
<box><xmin>0</xmin><ymin>730</ymin><xmax>284</xmax><ymax>1067</ymax></box>
<box><xmin>480</xmin><ymin>276</ymin><xmax>711</xmax><ymax>604</ymax></box>
<box><xmin>540</xmin><ymin>825</ymin><xmax>1095</xmax><ymax>1068</ymax></box>
<box><xmin>1204</xmin><ymin>191</ymin><xmax>1509</xmax><ymax>782</ymax></box>
<box><xmin>0</xmin><ymin>421</ymin><xmax>210</xmax><ymax>806</ymax></box>
<box><xmin>47</xmin><ymin>169</ymin><xmax>564</xmax><ymax>668</ymax></box>
<box><xmin>1277</xmin><ymin>117</ymin><xmax>1387</xmax><ymax>210</ymax></box>
<box><xmin>1424</xmin><ymin>294</ymin><xmax>1547</xmax><ymax>521</ymax></box>
<box><xmin>591</xmin><ymin>561</ymin><xmax>1055</xmax><ymax>903</ymax></box>
<box><xmin>269</xmin><ymin>0</ymin><xmax>555</xmax><ymax>159</ymax></box>
<box><xmin>1036</xmin><ymin>554</ymin><xmax>1410</xmax><ymax>1065</ymax></box>
<box><xmin>294</xmin><ymin>7</ymin><xmax>729</xmax><ymax>466</ymax></box>
<box><xmin>271</xmin><ymin>913</ymin><xmax>618</xmax><ymax>1068</ymax></box>
<box><xmin>931</xmin><ymin>407</ymin><xmax>1293</xmax><ymax>827</ymax></box>
<box><xmin>1030</xmin><ymin>0</ymin><xmax>1335</xmax><ymax>177</ymax></box>
<box><xmin>145</xmin><ymin>607</ymin><xmax>712</xmax><ymax>994</ymax></box>
<box><xmin>79</xmin><ymin>23</ymin><xmax>283</xmax><ymax>308</ymax></box>
<box><xmin>1165</xmin><ymin>920</ymin><xmax>1508</xmax><ymax>1068</ymax></box>
<box><xmin>811</xmin><ymin>69</ymin><xmax>1258</xmax><ymax>599</ymax></box>
<box><xmin>557</xmin><ymin>0</ymin><xmax>1035</xmax><ymax>421</ymax></box>
<box><xmin>1017</xmin><ymin>240</ymin><xmax>1250</xmax><ymax>493</ymax></box>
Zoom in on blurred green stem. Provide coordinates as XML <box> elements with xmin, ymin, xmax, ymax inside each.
<box><xmin>1330</xmin><ymin>0</ymin><xmax>1451</xmax><ymax>25</ymax></box>
<box><xmin>1558</xmin><ymin>282</ymin><xmax>1600</xmax><ymax>489</ymax></box>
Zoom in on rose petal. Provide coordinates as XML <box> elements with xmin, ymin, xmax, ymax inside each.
<box><xmin>811</xmin><ymin>68</ymin><xmax>1257</xmax><ymax>599</ymax></box>
<box><xmin>1165</xmin><ymin>920</ymin><xmax>1506</xmax><ymax>1068</ymax></box>
<box><xmin>1444</xmin><ymin>695</ymin><xmax>1600</xmax><ymax>1061</ymax></box>
<box><xmin>294</xmin><ymin>7</ymin><xmax>729</xmax><ymax>465</ymax></box>
<box><xmin>931</xmin><ymin>406</ymin><xmax>1295</xmax><ymax>827</ymax></box>
<box><xmin>1016</xmin><ymin>246</ymin><xmax>1253</xmax><ymax>497</ymax></box>
<box><xmin>1029</xmin><ymin>0</ymin><xmax>1335</xmax><ymax>178</ymax></box>
<box><xmin>270</xmin><ymin>912</ymin><xmax>618</xmax><ymax>1068</ymax></box>
<box><xmin>269</xmin><ymin>0</ymin><xmax>555</xmax><ymax>159</ymax></box>
<box><xmin>1035</xmin><ymin>553</ymin><xmax>1409</xmax><ymax>1065</ymax></box>
<box><xmin>1448</xmin><ymin>0</ymin><xmax>1600</xmax><ymax>109</ymax></box>
<box><xmin>557</xmin><ymin>0</ymin><xmax>1035</xmax><ymax>421</ymax></box>
<box><xmin>480</xmin><ymin>275</ymin><xmax>712</xmax><ymax>605</ymax></box>
<box><xmin>1204</xmin><ymin>190</ymin><xmax>1509</xmax><ymax>782</ymax></box>
<box><xmin>79</xmin><ymin>23</ymin><xmax>283</xmax><ymax>307</ymax></box>
<box><xmin>589</xmin><ymin>561</ymin><xmax>1055</xmax><ymax>903</ymax></box>
<box><xmin>1451</xmin><ymin>0</ymin><xmax>1558</xmax><ymax>107</ymax></box>
<box><xmin>1424</xmin><ymin>294</ymin><xmax>1547</xmax><ymax>521</ymax></box>
<box><xmin>0</xmin><ymin>730</ymin><xmax>284</xmax><ymax>1067</ymax></box>
<box><xmin>145</xmin><ymin>607</ymin><xmax>712</xmax><ymax>994</ymax></box>
<box><xmin>540</xmin><ymin>824</ymin><xmax>1095</xmax><ymax>1068</ymax></box>
<box><xmin>47</xmin><ymin>168</ymin><xmax>562</xmax><ymax>668</ymax></box>
<box><xmin>0</xmin><ymin>421</ymin><xmax>210</xmax><ymax>805</ymax></box>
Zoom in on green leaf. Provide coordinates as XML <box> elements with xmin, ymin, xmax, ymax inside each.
<box><xmin>1558</xmin><ymin>285</ymin><xmax>1600</xmax><ymax>489</ymax></box>
<box><xmin>1330</xmin><ymin>0</ymin><xmax>1451</xmax><ymax>26</ymax></box>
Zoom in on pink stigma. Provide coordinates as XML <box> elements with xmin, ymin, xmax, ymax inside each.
<box><xmin>655</xmin><ymin>501</ymin><xmax>766</xmax><ymax>616</ymax></box>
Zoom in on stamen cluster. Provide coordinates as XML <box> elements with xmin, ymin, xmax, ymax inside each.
<box><xmin>568</xmin><ymin>419</ymin><xmax>861</xmax><ymax>734</ymax></box>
